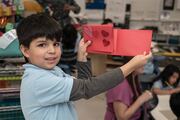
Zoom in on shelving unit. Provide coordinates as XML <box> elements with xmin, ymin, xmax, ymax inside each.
<box><xmin>0</xmin><ymin>0</ymin><xmax>25</xmax><ymax>117</ymax></box>
<box><xmin>89</xmin><ymin>54</ymin><xmax>123</xmax><ymax>76</ymax></box>
<box><xmin>0</xmin><ymin>1</ymin><xmax>43</xmax><ymax>119</ymax></box>
<box><xmin>0</xmin><ymin>57</ymin><xmax>25</xmax><ymax>120</ymax></box>
<box><xmin>0</xmin><ymin>88</ymin><xmax>24</xmax><ymax>120</ymax></box>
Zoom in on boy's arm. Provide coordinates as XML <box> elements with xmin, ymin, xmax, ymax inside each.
<box><xmin>70</xmin><ymin>61</ymin><xmax>124</xmax><ymax>101</ymax></box>
<box><xmin>70</xmin><ymin>39</ymin><xmax>152</xmax><ymax>101</ymax></box>
<box><xmin>76</xmin><ymin>61</ymin><xmax>92</xmax><ymax>79</ymax></box>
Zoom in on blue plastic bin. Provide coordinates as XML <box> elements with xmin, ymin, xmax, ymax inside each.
<box><xmin>0</xmin><ymin>39</ymin><xmax>23</xmax><ymax>58</ymax></box>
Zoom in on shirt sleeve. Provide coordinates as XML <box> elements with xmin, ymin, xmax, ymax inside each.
<box><xmin>152</xmin><ymin>80</ymin><xmax>162</xmax><ymax>89</ymax></box>
<box><xmin>70</xmin><ymin>62</ymin><xmax>125</xmax><ymax>101</ymax></box>
<box><xmin>76</xmin><ymin>61</ymin><xmax>92</xmax><ymax>79</ymax></box>
<box><xmin>106</xmin><ymin>80</ymin><xmax>132</xmax><ymax>107</ymax></box>
<box><xmin>34</xmin><ymin>72</ymin><xmax>73</xmax><ymax>106</ymax></box>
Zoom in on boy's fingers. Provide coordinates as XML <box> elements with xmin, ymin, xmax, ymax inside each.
<box><xmin>143</xmin><ymin>51</ymin><xmax>146</xmax><ymax>55</ymax></box>
<box><xmin>84</xmin><ymin>40</ymin><xmax>91</xmax><ymax>47</ymax></box>
<box><xmin>145</xmin><ymin>52</ymin><xmax>152</xmax><ymax>59</ymax></box>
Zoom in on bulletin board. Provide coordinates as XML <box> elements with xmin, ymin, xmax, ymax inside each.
<box><xmin>131</xmin><ymin>0</ymin><xmax>161</xmax><ymax>21</ymax></box>
<box><xmin>160</xmin><ymin>0</ymin><xmax>180</xmax><ymax>21</ymax></box>
<box><xmin>105</xmin><ymin>0</ymin><xmax>126</xmax><ymax>23</ymax></box>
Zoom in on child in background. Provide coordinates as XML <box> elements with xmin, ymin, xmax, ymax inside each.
<box><xmin>16</xmin><ymin>13</ymin><xmax>151</xmax><ymax>120</ymax></box>
<box><xmin>170</xmin><ymin>93</ymin><xmax>180</xmax><ymax>120</ymax></box>
<box><xmin>36</xmin><ymin>0</ymin><xmax>81</xmax><ymax>27</ymax></box>
<box><xmin>152</xmin><ymin>64</ymin><xmax>180</xmax><ymax>95</ymax></box>
<box><xmin>104</xmin><ymin>58</ymin><xmax>153</xmax><ymax>120</ymax></box>
<box><xmin>58</xmin><ymin>23</ymin><xmax>80</xmax><ymax>74</ymax></box>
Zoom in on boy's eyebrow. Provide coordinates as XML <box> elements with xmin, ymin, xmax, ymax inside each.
<box><xmin>36</xmin><ymin>40</ymin><xmax>47</xmax><ymax>43</ymax></box>
<box><xmin>36</xmin><ymin>39</ymin><xmax>59</xmax><ymax>43</ymax></box>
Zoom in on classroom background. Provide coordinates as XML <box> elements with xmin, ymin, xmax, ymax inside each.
<box><xmin>0</xmin><ymin>0</ymin><xmax>180</xmax><ymax>120</ymax></box>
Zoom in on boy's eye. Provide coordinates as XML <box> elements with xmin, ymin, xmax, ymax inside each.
<box><xmin>37</xmin><ymin>43</ymin><xmax>47</xmax><ymax>47</ymax></box>
<box><xmin>54</xmin><ymin>42</ymin><xmax>60</xmax><ymax>47</ymax></box>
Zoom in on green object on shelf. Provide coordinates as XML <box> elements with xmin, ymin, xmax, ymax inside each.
<box><xmin>0</xmin><ymin>39</ymin><xmax>23</xmax><ymax>58</ymax></box>
<box><xmin>5</xmin><ymin>23</ymin><xmax>14</xmax><ymax>32</ymax></box>
<box><xmin>0</xmin><ymin>76</ymin><xmax>21</xmax><ymax>81</ymax></box>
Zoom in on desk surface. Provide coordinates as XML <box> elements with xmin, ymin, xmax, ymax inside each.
<box><xmin>151</xmin><ymin>95</ymin><xmax>177</xmax><ymax>120</ymax></box>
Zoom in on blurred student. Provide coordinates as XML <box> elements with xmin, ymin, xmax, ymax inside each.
<box><xmin>152</xmin><ymin>64</ymin><xmax>180</xmax><ymax>95</ymax></box>
<box><xmin>58</xmin><ymin>24</ymin><xmax>81</xmax><ymax>74</ymax></box>
<box><xmin>105</xmin><ymin>58</ymin><xmax>153</xmax><ymax>120</ymax></box>
<box><xmin>37</xmin><ymin>0</ymin><xmax>81</xmax><ymax>27</ymax></box>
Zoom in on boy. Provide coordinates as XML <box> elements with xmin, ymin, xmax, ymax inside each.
<box><xmin>16</xmin><ymin>13</ymin><xmax>152</xmax><ymax>120</ymax></box>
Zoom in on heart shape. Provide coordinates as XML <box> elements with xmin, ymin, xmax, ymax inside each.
<box><xmin>103</xmin><ymin>39</ymin><xmax>110</xmax><ymax>47</ymax></box>
<box><xmin>101</xmin><ymin>30</ymin><xmax>109</xmax><ymax>37</ymax></box>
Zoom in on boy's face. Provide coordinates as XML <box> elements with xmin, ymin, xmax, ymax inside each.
<box><xmin>20</xmin><ymin>37</ymin><xmax>61</xmax><ymax>69</ymax></box>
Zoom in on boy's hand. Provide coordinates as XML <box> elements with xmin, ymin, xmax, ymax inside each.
<box><xmin>120</xmin><ymin>52</ymin><xmax>152</xmax><ymax>77</ymax></box>
<box><xmin>77</xmin><ymin>39</ymin><xmax>91</xmax><ymax>62</ymax></box>
<box><xmin>129</xmin><ymin>52</ymin><xmax>152</xmax><ymax>70</ymax></box>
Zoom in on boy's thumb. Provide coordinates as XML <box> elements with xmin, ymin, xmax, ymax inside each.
<box><xmin>146</xmin><ymin>52</ymin><xmax>152</xmax><ymax>59</ymax></box>
<box><xmin>85</xmin><ymin>40</ymin><xmax>91</xmax><ymax>47</ymax></box>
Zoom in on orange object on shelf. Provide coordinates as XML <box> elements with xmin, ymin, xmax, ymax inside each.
<box><xmin>23</xmin><ymin>0</ymin><xmax>43</xmax><ymax>12</ymax></box>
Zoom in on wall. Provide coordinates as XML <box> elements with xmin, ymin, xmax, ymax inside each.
<box><xmin>130</xmin><ymin>0</ymin><xmax>180</xmax><ymax>35</ymax></box>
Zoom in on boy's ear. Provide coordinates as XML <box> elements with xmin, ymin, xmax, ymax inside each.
<box><xmin>20</xmin><ymin>45</ymin><xmax>30</xmax><ymax>58</ymax></box>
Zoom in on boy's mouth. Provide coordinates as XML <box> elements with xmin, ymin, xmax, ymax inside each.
<box><xmin>45</xmin><ymin>57</ymin><xmax>57</xmax><ymax>62</ymax></box>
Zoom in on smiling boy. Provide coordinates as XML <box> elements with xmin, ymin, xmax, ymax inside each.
<box><xmin>16</xmin><ymin>13</ymin><xmax>151</xmax><ymax>120</ymax></box>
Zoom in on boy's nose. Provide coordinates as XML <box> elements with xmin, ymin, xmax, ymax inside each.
<box><xmin>48</xmin><ymin>45</ymin><xmax>56</xmax><ymax>53</ymax></box>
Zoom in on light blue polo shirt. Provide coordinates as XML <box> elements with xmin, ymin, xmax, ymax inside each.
<box><xmin>20</xmin><ymin>64</ymin><xmax>76</xmax><ymax>120</ymax></box>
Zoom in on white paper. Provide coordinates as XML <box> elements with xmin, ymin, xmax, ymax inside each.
<box><xmin>177</xmin><ymin>0</ymin><xmax>180</xmax><ymax>9</ymax></box>
<box><xmin>105</xmin><ymin>0</ymin><xmax>126</xmax><ymax>23</ymax></box>
<box><xmin>85</xmin><ymin>9</ymin><xmax>104</xmax><ymax>19</ymax></box>
<box><xmin>0</xmin><ymin>29</ymin><xmax>17</xmax><ymax>49</ymax></box>
<box><xmin>131</xmin><ymin>0</ymin><xmax>160</xmax><ymax>20</ymax></box>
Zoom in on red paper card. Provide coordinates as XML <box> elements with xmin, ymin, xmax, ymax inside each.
<box><xmin>113</xmin><ymin>29</ymin><xmax>152</xmax><ymax>56</ymax></box>
<box><xmin>83</xmin><ymin>24</ymin><xmax>152</xmax><ymax>56</ymax></box>
<box><xmin>82</xmin><ymin>24</ymin><xmax>113</xmax><ymax>54</ymax></box>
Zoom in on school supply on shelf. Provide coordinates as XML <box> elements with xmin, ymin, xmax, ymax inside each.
<box><xmin>0</xmin><ymin>29</ymin><xmax>22</xmax><ymax>58</ymax></box>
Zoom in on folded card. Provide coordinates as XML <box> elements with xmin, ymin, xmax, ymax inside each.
<box><xmin>82</xmin><ymin>24</ymin><xmax>152</xmax><ymax>56</ymax></box>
